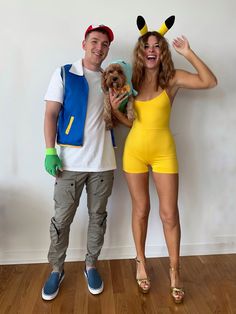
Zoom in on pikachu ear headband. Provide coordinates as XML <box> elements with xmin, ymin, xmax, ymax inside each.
<box><xmin>137</xmin><ymin>15</ymin><xmax>175</xmax><ymax>37</ymax></box>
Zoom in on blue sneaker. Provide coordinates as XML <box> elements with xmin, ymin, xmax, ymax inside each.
<box><xmin>84</xmin><ymin>268</ymin><xmax>104</xmax><ymax>295</ymax></box>
<box><xmin>42</xmin><ymin>270</ymin><xmax>65</xmax><ymax>300</ymax></box>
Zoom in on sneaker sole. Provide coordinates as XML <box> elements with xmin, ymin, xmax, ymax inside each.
<box><xmin>84</xmin><ymin>271</ymin><xmax>104</xmax><ymax>295</ymax></box>
<box><xmin>41</xmin><ymin>273</ymin><xmax>65</xmax><ymax>301</ymax></box>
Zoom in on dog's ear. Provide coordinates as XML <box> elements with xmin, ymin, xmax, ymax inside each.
<box><xmin>101</xmin><ymin>71</ymin><xmax>109</xmax><ymax>93</ymax></box>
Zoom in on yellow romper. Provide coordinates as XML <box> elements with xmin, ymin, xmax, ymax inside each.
<box><xmin>123</xmin><ymin>90</ymin><xmax>178</xmax><ymax>173</ymax></box>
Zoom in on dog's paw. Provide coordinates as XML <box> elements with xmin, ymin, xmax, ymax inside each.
<box><xmin>105</xmin><ymin>120</ymin><xmax>114</xmax><ymax>130</ymax></box>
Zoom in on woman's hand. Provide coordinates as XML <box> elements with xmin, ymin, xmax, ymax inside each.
<box><xmin>108</xmin><ymin>88</ymin><xmax>133</xmax><ymax>128</ymax></box>
<box><xmin>172</xmin><ymin>35</ymin><xmax>191</xmax><ymax>57</ymax></box>
<box><xmin>109</xmin><ymin>88</ymin><xmax>128</xmax><ymax>111</ymax></box>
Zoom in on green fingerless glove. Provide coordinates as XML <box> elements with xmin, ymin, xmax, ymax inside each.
<box><xmin>44</xmin><ymin>148</ymin><xmax>63</xmax><ymax>176</ymax></box>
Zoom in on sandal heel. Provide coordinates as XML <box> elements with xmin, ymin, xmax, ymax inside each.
<box><xmin>135</xmin><ymin>257</ymin><xmax>151</xmax><ymax>294</ymax></box>
<box><xmin>169</xmin><ymin>266</ymin><xmax>184</xmax><ymax>304</ymax></box>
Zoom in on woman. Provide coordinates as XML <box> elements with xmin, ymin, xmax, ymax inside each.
<box><xmin>110</xmin><ymin>30</ymin><xmax>217</xmax><ymax>303</ymax></box>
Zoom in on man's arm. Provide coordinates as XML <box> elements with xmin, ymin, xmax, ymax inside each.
<box><xmin>44</xmin><ymin>100</ymin><xmax>62</xmax><ymax>147</ymax></box>
<box><xmin>44</xmin><ymin>101</ymin><xmax>63</xmax><ymax>176</ymax></box>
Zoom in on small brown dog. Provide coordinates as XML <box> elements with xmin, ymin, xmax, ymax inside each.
<box><xmin>102</xmin><ymin>62</ymin><xmax>135</xmax><ymax>130</ymax></box>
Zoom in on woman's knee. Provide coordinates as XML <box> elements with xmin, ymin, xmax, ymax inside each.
<box><xmin>133</xmin><ymin>203</ymin><xmax>150</xmax><ymax>220</ymax></box>
<box><xmin>159</xmin><ymin>206</ymin><xmax>179</xmax><ymax>227</ymax></box>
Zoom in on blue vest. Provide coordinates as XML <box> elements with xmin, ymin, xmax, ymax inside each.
<box><xmin>57</xmin><ymin>64</ymin><xmax>89</xmax><ymax>147</ymax></box>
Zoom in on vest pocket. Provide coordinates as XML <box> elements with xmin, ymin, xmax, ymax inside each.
<box><xmin>65</xmin><ymin>116</ymin><xmax>74</xmax><ymax>135</ymax></box>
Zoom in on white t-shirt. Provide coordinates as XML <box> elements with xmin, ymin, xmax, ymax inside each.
<box><xmin>44</xmin><ymin>60</ymin><xmax>116</xmax><ymax>172</ymax></box>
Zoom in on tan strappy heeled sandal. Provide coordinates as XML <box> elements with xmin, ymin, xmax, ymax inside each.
<box><xmin>169</xmin><ymin>266</ymin><xmax>185</xmax><ymax>304</ymax></box>
<box><xmin>135</xmin><ymin>257</ymin><xmax>151</xmax><ymax>294</ymax></box>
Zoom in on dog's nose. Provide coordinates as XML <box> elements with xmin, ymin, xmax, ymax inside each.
<box><xmin>112</xmin><ymin>77</ymin><xmax>118</xmax><ymax>81</ymax></box>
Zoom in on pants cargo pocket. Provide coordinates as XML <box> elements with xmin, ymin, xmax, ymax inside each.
<box><xmin>93</xmin><ymin>171</ymin><xmax>114</xmax><ymax>198</ymax></box>
<box><xmin>53</xmin><ymin>178</ymin><xmax>76</xmax><ymax>205</ymax></box>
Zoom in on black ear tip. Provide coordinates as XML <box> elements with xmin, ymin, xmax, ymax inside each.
<box><xmin>137</xmin><ymin>15</ymin><xmax>144</xmax><ymax>22</ymax></box>
<box><xmin>165</xmin><ymin>15</ymin><xmax>175</xmax><ymax>29</ymax></box>
<box><xmin>137</xmin><ymin>15</ymin><xmax>146</xmax><ymax>30</ymax></box>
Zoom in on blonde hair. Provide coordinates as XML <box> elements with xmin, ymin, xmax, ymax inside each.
<box><xmin>132</xmin><ymin>32</ymin><xmax>175</xmax><ymax>91</ymax></box>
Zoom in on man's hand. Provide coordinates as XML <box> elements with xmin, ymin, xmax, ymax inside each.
<box><xmin>44</xmin><ymin>148</ymin><xmax>63</xmax><ymax>177</ymax></box>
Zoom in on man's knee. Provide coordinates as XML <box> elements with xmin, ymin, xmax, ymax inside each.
<box><xmin>89</xmin><ymin>212</ymin><xmax>107</xmax><ymax>228</ymax></box>
<box><xmin>50</xmin><ymin>218</ymin><xmax>71</xmax><ymax>245</ymax></box>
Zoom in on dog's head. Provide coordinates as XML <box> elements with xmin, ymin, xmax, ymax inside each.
<box><xmin>102</xmin><ymin>63</ymin><xmax>127</xmax><ymax>93</ymax></box>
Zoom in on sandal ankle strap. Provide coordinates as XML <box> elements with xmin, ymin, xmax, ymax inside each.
<box><xmin>135</xmin><ymin>257</ymin><xmax>146</xmax><ymax>264</ymax></box>
<box><xmin>169</xmin><ymin>266</ymin><xmax>181</xmax><ymax>271</ymax></box>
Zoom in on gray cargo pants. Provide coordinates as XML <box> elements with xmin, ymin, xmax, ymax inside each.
<box><xmin>47</xmin><ymin>170</ymin><xmax>114</xmax><ymax>272</ymax></box>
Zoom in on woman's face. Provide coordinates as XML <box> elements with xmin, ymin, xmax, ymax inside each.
<box><xmin>143</xmin><ymin>35</ymin><xmax>161</xmax><ymax>69</ymax></box>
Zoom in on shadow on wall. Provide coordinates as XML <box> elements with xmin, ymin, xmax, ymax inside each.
<box><xmin>170</xmin><ymin>87</ymin><xmax>230</xmax><ymax>242</ymax></box>
<box><xmin>0</xmin><ymin>186</ymin><xmax>52</xmax><ymax>263</ymax></box>
<box><xmin>106</xmin><ymin>124</ymin><xmax>133</xmax><ymax>245</ymax></box>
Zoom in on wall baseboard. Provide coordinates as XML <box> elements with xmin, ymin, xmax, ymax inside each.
<box><xmin>0</xmin><ymin>242</ymin><xmax>235</xmax><ymax>265</ymax></box>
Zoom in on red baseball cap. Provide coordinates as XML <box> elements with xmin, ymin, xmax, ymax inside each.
<box><xmin>84</xmin><ymin>24</ymin><xmax>114</xmax><ymax>42</ymax></box>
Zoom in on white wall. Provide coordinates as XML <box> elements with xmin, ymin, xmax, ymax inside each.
<box><xmin>0</xmin><ymin>0</ymin><xmax>235</xmax><ymax>264</ymax></box>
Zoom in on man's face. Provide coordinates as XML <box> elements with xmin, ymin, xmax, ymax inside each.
<box><xmin>82</xmin><ymin>31</ymin><xmax>110</xmax><ymax>68</ymax></box>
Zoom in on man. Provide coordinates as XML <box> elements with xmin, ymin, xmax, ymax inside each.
<box><xmin>42</xmin><ymin>24</ymin><xmax>116</xmax><ymax>300</ymax></box>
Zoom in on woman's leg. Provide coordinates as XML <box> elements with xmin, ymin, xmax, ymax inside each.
<box><xmin>124</xmin><ymin>172</ymin><xmax>150</xmax><ymax>285</ymax></box>
<box><xmin>152</xmin><ymin>173</ymin><xmax>183</xmax><ymax>289</ymax></box>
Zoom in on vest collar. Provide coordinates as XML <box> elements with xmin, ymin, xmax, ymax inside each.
<box><xmin>69</xmin><ymin>59</ymin><xmax>103</xmax><ymax>76</ymax></box>
<box><xmin>69</xmin><ymin>59</ymin><xmax>84</xmax><ymax>76</ymax></box>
